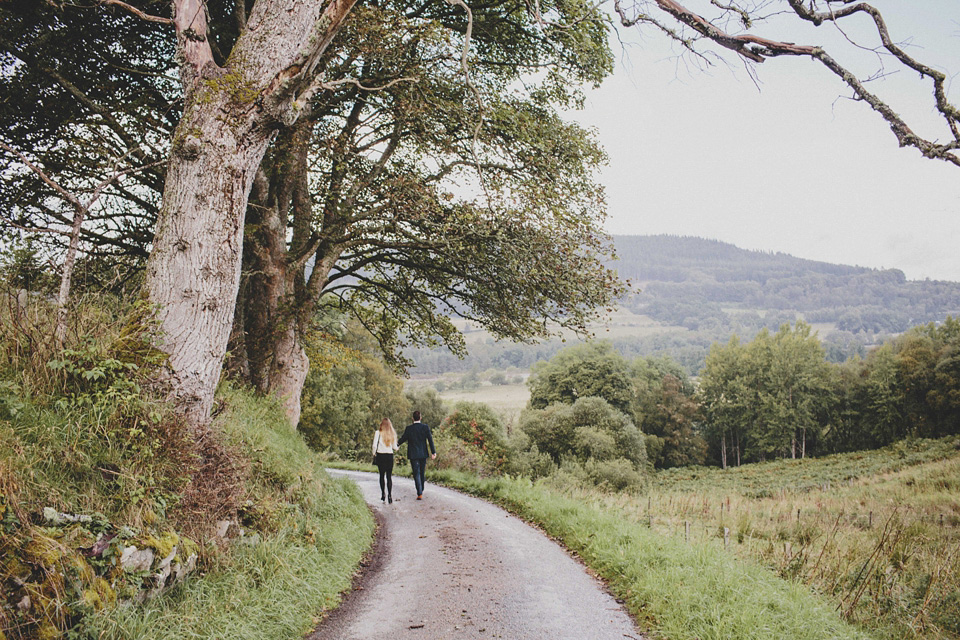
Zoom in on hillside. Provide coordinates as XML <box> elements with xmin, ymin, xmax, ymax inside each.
<box><xmin>614</xmin><ymin>235</ymin><xmax>960</xmax><ymax>335</ymax></box>
<box><xmin>406</xmin><ymin>235</ymin><xmax>960</xmax><ymax>378</ymax></box>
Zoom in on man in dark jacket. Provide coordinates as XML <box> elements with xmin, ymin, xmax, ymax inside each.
<box><xmin>398</xmin><ymin>410</ymin><xmax>436</xmax><ymax>499</ymax></box>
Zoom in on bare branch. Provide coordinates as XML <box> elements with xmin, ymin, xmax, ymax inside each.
<box><xmin>295</xmin><ymin>76</ymin><xmax>419</xmax><ymax>112</ymax></box>
<box><xmin>710</xmin><ymin>0</ymin><xmax>751</xmax><ymax>28</ymax></box>
<box><xmin>0</xmin><ymin>141</ymin><xmax>84</xmax><ymax>214</ymax></box>
<box><xmin>618</xmin><ymin>0</ymin><xmax>960</xmax><ymax>167</ymax></box>
<box><xmin>441</xmin><ymin>0</ymin><xmax>496</xmax><ymax>205</ymax></box>
<box><xmin>98</xmin><ymin>0</ymin><xmax>173</xmax><ymax>25</ymax></box>
<box><xmin>0</xmin><ymin>139</ymin><xmax>166</xmax><ymax>343</ymax></box>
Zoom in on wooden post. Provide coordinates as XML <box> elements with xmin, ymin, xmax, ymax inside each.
<box><xmin>869</xmin><ymin>511</ymin><xmax>873</xmax><ymax>528</ymax></box>
<box><xmin>685</xmin><ymin>521</ymin><xmax>690</xmax><ymax>542</ymax></box>
<box><xmin>785</xmin><ymin>542</ymin><xmax>792</xmax><ymax>559</ymax></box>
<box><xmin>723</xmin><ymin>527</ymin><xmax>730</xmax><ymax>550</ymax></box>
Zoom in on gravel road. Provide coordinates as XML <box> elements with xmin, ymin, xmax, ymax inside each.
<box><xmin>308</xmin><ymin>469</ymin><xmax>642</xmax><ymax>640</ymax></box>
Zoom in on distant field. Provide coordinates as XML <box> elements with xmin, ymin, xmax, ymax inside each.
<box><xmin>448</xmin><ymin>308</ymin><xmax>688</xmax><ymax>345</ymax></box>
<box><xmin>437</xmin><ymin>383</ymin><xmax>529</xmax><ymax>423</ymax></box>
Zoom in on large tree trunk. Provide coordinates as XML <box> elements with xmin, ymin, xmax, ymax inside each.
<box><xmin>144</xmin><ymin>0</ymin><xmax>357</xmax><ymax>428</ymax></box>
<box><xmin>145</xmin><ymin>106</ymin><xmax>273</xmax><ymax>427</ymax></box>
<box><xmin>241</xmin><ymin>122</ymin><xmax>314</xmax><ymax>427</ymax></box>
<box><xmin>238</xmin><ymin>117</ymin><xmax>350</xmax><ymax>429</ymax></box>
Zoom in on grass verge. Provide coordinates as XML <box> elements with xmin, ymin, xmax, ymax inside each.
<box><xmin>427</xmin><ymin>470</ymin><xmax>873</xmax><ymax>640</ymax></box>
<box><xmin>1</xmin><ymin>377</ymin><xmax>374</xmax><ymax>639</ymax></box>
<box><xmin>82</xmin><ymin>385</ymin><xmax>375</xmax><ymax>639</ymax></box>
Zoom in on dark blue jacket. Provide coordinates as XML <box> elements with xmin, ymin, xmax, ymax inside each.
<box><xmin>398</xmin><ymin>421</ymin><xmax>436</xmax><ymax>460</ymax></box>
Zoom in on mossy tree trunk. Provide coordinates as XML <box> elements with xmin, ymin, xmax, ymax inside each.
<box><xmin>144</xmin><ymin>0</ymin><xmax>357</xmax><ymax>429</ymax></box>
<box><xmin>237</xmin><ymin>120</ymin><xmax>345</xmax><ymax>429</ymax></box>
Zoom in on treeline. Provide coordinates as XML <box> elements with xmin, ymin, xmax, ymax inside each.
<box><xmin>406</xmin><ymin>320</ymin><xmax>870</xmax><ymax>377</ymax></box>
<box><xmin>301</xmin><ymin>314</ymin><xmax>960</xmax><ymax>492</ymax></box>
<box><xmin>699</xmin><ymin>318</ymin><xmax>960</xmax><ymax>466</ymax></box>
<box><xmin>523</xmin><ymin>319</ymin><xmax>960</xmax><ymax>471</ymax></box>
<box><xmin>614</xmin><ymin>235</ymin><xmax>960</xmax><ymax>334</ymax></box>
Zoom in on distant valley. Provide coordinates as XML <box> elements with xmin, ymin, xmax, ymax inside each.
<box><xmin>406</xmin><ymin>235</ymin><xmax>960</xmax><ymax>383</ymax></box>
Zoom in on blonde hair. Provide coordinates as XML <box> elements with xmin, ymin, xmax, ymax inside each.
<box><xmin>378</xmin><ymin>418</ymin><xmax>397</xmax><ymax>447</ymax></box>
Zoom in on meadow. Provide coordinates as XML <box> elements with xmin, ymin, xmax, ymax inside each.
<box><xmin>598</xmin><ymin>437</ymin><xmax>960</xmax><ymax>638</ymax></box>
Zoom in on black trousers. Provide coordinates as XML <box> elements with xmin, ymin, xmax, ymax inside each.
<box><xmin>375</xmin><ymin>452</ymin><xmax>394</xmax><ymax>497</ymax></box>
<box><xmin>410</xmin><ymin>457</ymin><xmax>427</xmax><ymax>496</ymax></box>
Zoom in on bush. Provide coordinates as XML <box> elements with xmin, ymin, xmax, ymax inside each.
<box><xmin>438</xmin><ymin>401</ymin><xmax>508</xmax><ymax>473</ymax></box>
<box><xmin>584</xmin><ymin>457</ymin><xmax>646</xmax><ymax>492</ymax></box>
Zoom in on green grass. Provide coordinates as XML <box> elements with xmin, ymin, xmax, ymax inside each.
<box><xmin>426</xmin><ymin>470</ymin><xmax>872</xmax><ymax>640</ymax></box>
<box><xmin>637</xmin><ymin>438</ymin><xmax>960</xmax><ymax>639</ymax></box>
<box><xmin>81</xmin><ymin>385</ymin><xmax>375</xmax><ymax>639</ymax></box>
<box><xmin>653</xmin><ymin>437</ymin><xmax>960</xmax><ymax>497</ymax></box>
<box><xmin>1</xmin><ymin>376</ymin><xmax>374</xmax><ymax>639</ymax></box>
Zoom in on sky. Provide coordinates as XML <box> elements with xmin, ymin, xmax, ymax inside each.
<box><xmin>572</xmin><ymin>1</ymin><xmax>960</xmax><ymax>282</ymax></box>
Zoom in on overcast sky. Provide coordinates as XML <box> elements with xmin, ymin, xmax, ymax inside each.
<box><xmin>573</xmin><ymin>1</ymin><xmax>960</xmax><ymax>282</ymax></box>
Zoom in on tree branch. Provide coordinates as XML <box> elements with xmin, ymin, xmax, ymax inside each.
<box><xmin>98</xmin><ymin>0</ymin><xmax>173</xmax><ymax>25</ymax></box>
<box><xmin>617</xmin><ymin>0</ymin><xmax>960</xmax><ymax>167</ymax></box>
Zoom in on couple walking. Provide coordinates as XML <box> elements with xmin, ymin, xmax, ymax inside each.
<box><xmin>371</xmin><ymin>411</ymin><xmax>437</xmax><ymax>503</ymax></box>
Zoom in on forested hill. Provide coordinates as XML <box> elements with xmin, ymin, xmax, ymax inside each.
<box><xmin>612</xmin><ymin>235</ymin><xmax>960</xmax><ymax>335</ymax></box>
<box><xmin>614</xmin><ymin>235</ymin><xmax>868</xmax><ymax>281</ymax></box>
<box><xmin>406</xmin><ymin>235</ymin><xmax>960</xmax><ymax>377</ymax></box>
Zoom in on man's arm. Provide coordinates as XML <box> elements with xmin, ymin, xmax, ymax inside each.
<box><xmin>398</xmin><ymin>426</ymin><xmax>408</xmax><ymax>446</ymax></box>
<box><xmin>426</xmin><ymin>425</ymin><xmax>436</xmax><ymax>457</ymax></box>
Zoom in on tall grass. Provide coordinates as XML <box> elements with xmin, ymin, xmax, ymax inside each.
<box><xmin>430</xmin><ymin>470</ymin><xmax>872</xmax><ymax>640</ymax></box>
<box><xmin>0</xmin><ymin>291</ymin><xmax>374</xmax><ymax>639</ymax></box>
<box><xmin>608</xmin><ymin>438</ymin><xmax>960</xmax><ymax>639</ymax></box>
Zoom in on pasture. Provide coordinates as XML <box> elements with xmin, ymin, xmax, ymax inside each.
<box><xmin>604</xmin><ymin>437</ymin><xmax>960</xmax><ymax>638</ymax></box>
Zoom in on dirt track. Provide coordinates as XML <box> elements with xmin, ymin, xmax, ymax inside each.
<box><xmin>308</xmin><ymin>469</ymin><xmax>642</xmax><ymax>640</ymax></box>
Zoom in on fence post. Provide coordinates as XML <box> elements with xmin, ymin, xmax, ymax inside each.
<box><xmin>785</xmin><ymin>542</ymin><xmax>792</xmax><ymax>559</ymax></box>
<box><xmin>869</xmin><ymin>511</ymin><xmax>873</xmax><ymax>528</ymax></box>
<box><xmin>723</xmin><ymin>527</ymin><xmax>730</xmax><ymax>550</ymax></box>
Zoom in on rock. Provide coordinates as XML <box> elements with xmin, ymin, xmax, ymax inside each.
<box><xmin>119</xmin><ymin>545</ymin><xmax>155</xmax><ymax>572</ymax></box>
<box><xmin>170</xmin><ymin>552</ymin><xmax>198</xmax><ymax>585</ymax></box>
<box><xmin>156</xmin><ymin>546</ymin><xmax>177</xmax><ymax>572</ymax></box>
<box><xmin>42</xmin><ymin>507</ymin><xmax>62</xmax><ymax>524</ymax></box>
<box><xmin>215</xmin><ymin>519</ymin><xmax>239</xmax><ymax>539</ymax></box>
<box><xmin>42</xmin><ymin>507</ymin><xmax>94</xmax><ymax>525</ymax></box>
<box><xmin>239</xmin><ymin>533</ymin><xmax>261</xmax><ymax>547</ymax></box>
<box><xmin>16</xmin><ymin>595</ymin><xmax>31</xmax><ymax>611</ymax></box>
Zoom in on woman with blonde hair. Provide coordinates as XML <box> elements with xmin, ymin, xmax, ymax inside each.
<box><xmin>372</xmin><ymin>417</ymin><xmax>399</xmax><ymax>503</ymax></box>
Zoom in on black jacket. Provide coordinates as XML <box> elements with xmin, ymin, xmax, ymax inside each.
<box><xmin>398</xmin><ymin>421</ymin><xmax>436</xmax><ymax>460</ymax></box>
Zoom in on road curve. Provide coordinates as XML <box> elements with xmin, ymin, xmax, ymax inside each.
<box><xmin>308</xmin><ymin>469</ymin><xmax>642</xmax><ymax>640</ymax></box>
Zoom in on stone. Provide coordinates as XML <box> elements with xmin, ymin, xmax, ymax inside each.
<box><xmin>42</xmin><ymin>507</ymin><xmax>62</xmax><ymax>524</ymax></box>
<box><xmin>119</xmin><ymin>545</ymin><xmax>155</xmax><ymax>572</ymax></box>
<box><xmin>215</xmin><ymin>519</ymin><xmax>239</xmax><ymax>539</ymax></box>
<box><xmin>156</xmin><ymin>546</ymin><xmax>177</xmax><ymax>572</ymax></box>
